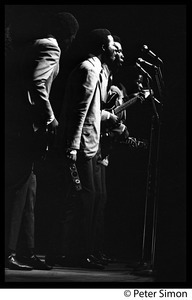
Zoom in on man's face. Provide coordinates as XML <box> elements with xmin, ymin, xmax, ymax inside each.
<box><xmin>114</xmin><ymin>41</ymin><xmax>124</xmax><ymax>67</ymax></box>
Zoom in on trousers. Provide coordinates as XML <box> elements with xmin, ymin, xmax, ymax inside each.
<box><xmin>5</xmin><ymin>131</ymin><xmax>37</xmax><ymax>254</ymax></box>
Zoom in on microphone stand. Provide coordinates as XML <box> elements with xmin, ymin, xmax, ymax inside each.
<box><xmin>132</xmin><ymin>64</ymin><xmax>164</xmax><ymax>276</ymax></box>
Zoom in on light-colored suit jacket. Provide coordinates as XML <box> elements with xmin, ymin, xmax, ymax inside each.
<box><xmin>24</xmin><ymin>37</ymin><xmax>61</xmax><ymax>129</ymax></box>
<box><xmin>6</xmin><ymin>37</ymin><xmax>60</xmax><ymax>135</ymax></box>
<box><xmin>60</xmin><ymin>55</ymin><xmax>109</xmax><ymax>159</ymax></box>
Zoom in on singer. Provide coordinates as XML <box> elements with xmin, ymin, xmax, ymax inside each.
<box><xmin>45</xmin><ymin>29</ymin><xmax>117</xmax><ymax>270</ymax></box>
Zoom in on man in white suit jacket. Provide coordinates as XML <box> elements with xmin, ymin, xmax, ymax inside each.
<box><xmin>45</xmin><ymin>29</ymin><xmax>118</xmax><ymax>270</ymax></box>
<box><xmin>5</xmin><ymin>11</ymin><xmax>79</xmax><ymax>270</ymax></box>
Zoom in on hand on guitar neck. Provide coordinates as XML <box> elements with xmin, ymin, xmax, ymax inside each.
<box><xmin>103</xmin><ymin>89</ymin><xmax>149</xmax><ymax>119</ymax></box>
<box><xmin>120</xmin><ymin>136</ymin><xmax>148</xmax><ymax>149</ymax></box>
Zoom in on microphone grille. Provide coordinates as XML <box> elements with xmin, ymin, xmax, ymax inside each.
<box><xmin>142</xmin><ymin>45</ymin><xmax>148</xmax><ymax>51</ymax></box>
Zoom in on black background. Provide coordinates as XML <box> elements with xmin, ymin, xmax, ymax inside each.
<box><xmin>5</xmin><ymin>4</ymin><xmax>186</xmax><ymax>282</ymax></box>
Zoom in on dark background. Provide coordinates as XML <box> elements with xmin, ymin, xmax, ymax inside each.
<box><xmin>5</xmin><ymin>4</ymin><xmax>186</xmax><ymax>282</ymax></box>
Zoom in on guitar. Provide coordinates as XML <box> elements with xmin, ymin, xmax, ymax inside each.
<box><xmin>103</xmin><ymin>89</ymin><xmax>150</xmax><ymax>116</ymax></box>
<box><xmin>100</xmin><ymin>90</ymin><xmax>149</xmax><ymax>158</ymax></box>
<box><xmin>100</xmin><ymin>130</ymin><xmax>148</xmax><ymax>159</ymax></box>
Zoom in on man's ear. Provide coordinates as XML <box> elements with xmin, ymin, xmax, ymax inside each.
<box><xmin>102</xmin><ymin>44</ymin><xmax>106</xmax><ymax>52</ymax></box>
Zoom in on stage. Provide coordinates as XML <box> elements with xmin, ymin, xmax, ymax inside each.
<box><xmin>4</xmin><ymin>256</ymin><xmax>154</xmax><ymax>283</ymax></box>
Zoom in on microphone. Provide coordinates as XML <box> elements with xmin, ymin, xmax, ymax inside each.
<box><xmin>142</xmin><ymin>45</ymin><xmax>163</xmax><ymax>64</ymax></box>
<box><xmin>136</xmin><ymin>62</ymin><xmax>152</xmax><ymax>80</ymax></box>
<box><xmin>137</xmin><ymin>58</ymin><xmax>158</xmax><ymax>69</ymax></box>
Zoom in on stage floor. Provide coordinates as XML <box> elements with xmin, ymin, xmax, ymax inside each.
<box><xmin>4</xmin><ymin>256</ymin><xmax>155</xmax><ymax>283</ymax></box>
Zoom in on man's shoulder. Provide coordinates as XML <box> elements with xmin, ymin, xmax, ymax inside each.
<box><xmin>32</xmin><ymin>37</ymin><xmax>61</xmax><ymax>60</ymax></box>
<box><xmin>35</xmin><ymin>36</ymin><xmax>58</xmax><ymax>45</ymax></box>
<box><xmin>80</xmin><ymin>56</ymin><xmax>102</xmax><ymax>74</ymax></box>
<box><xmin>34</xmin><ymin>37</ymin><xmax>60</xmax><ymax>52</ymax></box>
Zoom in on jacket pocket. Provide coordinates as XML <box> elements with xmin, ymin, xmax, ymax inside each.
<box><xmin>81</xmin><ymin>124</ymin><xmax>95</xmax><ymax>150</ymax></box>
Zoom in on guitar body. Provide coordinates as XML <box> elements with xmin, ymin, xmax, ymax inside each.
<box><xmin>100</xmin><ymin>87</ymin><xmax>148</xmax><ymax>159</ymax></box>
<box><xmin>100</xmin><ymin>130</ymin><xmax>148</xmax><ymax>159</ymax></box>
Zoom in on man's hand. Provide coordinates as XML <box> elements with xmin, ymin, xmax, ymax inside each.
<box><xmin>109</xmin><ymin>113</ymin><xmax>120</xmax><ymax>125</ymax></box>
<box><xmin>66</xmin><ymin>148</ymin><xmax>77</xmax><ymax>162</ymax></box>
<box><xmin>128</xmin><ymin>137</ymin><xmax>138</xmax><ymax>147</ymax></box>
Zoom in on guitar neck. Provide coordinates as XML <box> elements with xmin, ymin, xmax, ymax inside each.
<box><xmin>113</xmin><ymin>95</ymin><xmax>139</xmax><ymax>115</ymax></box>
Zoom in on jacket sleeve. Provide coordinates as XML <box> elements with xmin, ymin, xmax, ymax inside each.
<box><xmin>66</xmin><ymin>66</ymin><xmax>99</xmax><ymax>150</ymax></box>
<box><xmin>28</xmin><ymin>40</ymin><xmax>61</xmax><ymax>126</ymax></box>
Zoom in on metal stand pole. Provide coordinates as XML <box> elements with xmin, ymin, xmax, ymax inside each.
<box><xmin>140</xmin><ymin>115</ymin><xmax>156</xmax><ymax>270</ymax></box>
<box><xmin>132</xmin><ymin>65</ymin><xmax>164</xmax><ymax>276</ymax></box>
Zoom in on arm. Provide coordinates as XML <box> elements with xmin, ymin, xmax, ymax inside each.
<box><xmin>28</xmin><ymin>39</ymin><xmax>61</xmax><ymax>128</ymax></box>
<box><xmin>101</xmin><ymin>84</ymin><xmax>124</xmax><ymax>123</ymax></box>
<box><xmin>65</xmin><ymin>65</ymin><xmax>99</xmax><ymax>160</ymax></box>
<box><xmin>101</xmin><ymin>109</ymin><xmax>119</xmax><ymax>123</ymax></box>
<box><xmin>101</xmin><ymin>85</ymin><xmax>129</xmax><ymax>139</ymax></box>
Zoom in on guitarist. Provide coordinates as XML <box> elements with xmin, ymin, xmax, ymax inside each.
<box><xmin>100</xmin><ymin>84</ymin><xmax>130</xmax><ymax>161</ymax></box>
<box><xmin>93</xmin><ymin>36</ymin><xmax>148</xmax><ymax>263</ymax></box>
